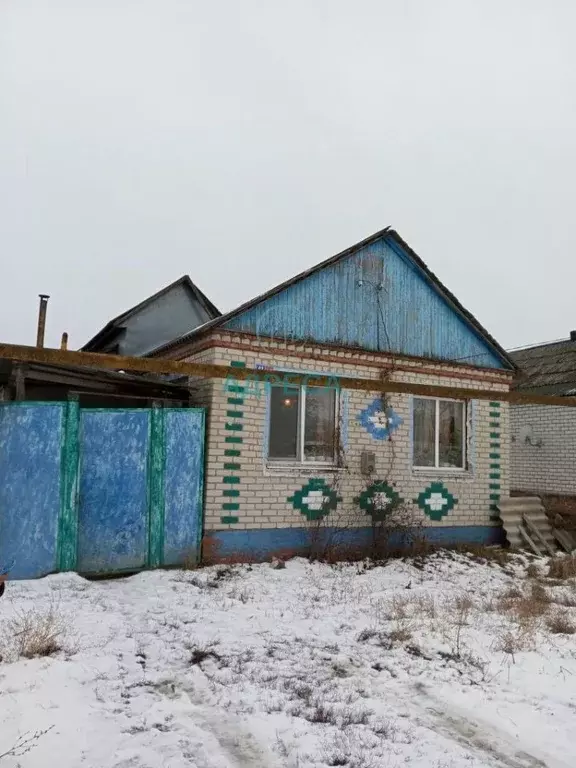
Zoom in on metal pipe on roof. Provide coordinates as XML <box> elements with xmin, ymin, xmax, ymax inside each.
<box><xmin>36</xmin><ymin>294</ymin><xmax>50</xmax><ymax>348</ymax></box>
<box><xmin>60</xmin><ymin>332</ymin><xmax>68</xmax><ymax>351</ymax></box>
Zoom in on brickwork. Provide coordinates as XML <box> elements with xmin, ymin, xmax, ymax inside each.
<box><xmin>183</xmin><ymin>337</ymin><xmax>511</xmax><ymax>533</ymax></box>
<box><xmin>510</xmin><ymin>405</ymin><xmax>576</xmax><ymax>495</ymax></box>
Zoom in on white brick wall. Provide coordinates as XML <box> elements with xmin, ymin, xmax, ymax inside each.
<box><xmin>511</xmin><ymin>404</ymin><xmax>576</xmax><ymax>494</ymax></box>
<box><xmin>184</xmin><ymin>337</ymin><xmax>511</xmax><ymax>533</ymax></box>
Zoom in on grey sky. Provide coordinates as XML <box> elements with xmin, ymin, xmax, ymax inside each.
<box><xmin>1</xmin><ymin>1</ymin><xmax>575</xmax><ymax>354</ymax></box>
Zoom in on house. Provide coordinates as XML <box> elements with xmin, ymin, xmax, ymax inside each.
<box><xmin>149</xmin><ymin>227</ymin><xmax>516</xmax><ymax>561</ymax></box>
<box><xmin>82</xmin><ymin>275</ymin><xmax>220</xmax><ymax>356</ymax></box>
<box><xmin>510</xmin><ymin>333</ymin><xmax>576</xmax><ymax>510</ymax></box>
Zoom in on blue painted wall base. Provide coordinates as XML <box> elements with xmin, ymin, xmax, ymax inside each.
<box><xmin>204</xmin><ymin>525</ymin><xmax>504</xmax><ymax>562</ymax></box>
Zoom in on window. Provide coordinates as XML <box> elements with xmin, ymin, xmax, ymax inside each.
<box><xmin>413</xmin><ymin>398</ymin><xmax>466</xmax><ymax>469</ymax></box>
<box><xmin>268</xmin><ymin>384</ymin><xmax>337</xmax><ymax>463</ymax></box>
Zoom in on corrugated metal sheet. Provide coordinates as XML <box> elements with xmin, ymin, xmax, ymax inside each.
<box><xmin>224</xmin><ymin>238</ymin><xmax>504</xmax><ymax>369</ymax></box>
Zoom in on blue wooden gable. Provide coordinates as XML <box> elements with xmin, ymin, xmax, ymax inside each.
<box><xmin>222</xmin><ymin>231</ymin><xmax>510</xmax><ymax>370</ymax></box>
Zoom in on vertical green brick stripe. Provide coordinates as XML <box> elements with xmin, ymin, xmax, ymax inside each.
<box><xmin>487</xmin><ymin>403</ymin><xmax>501</xmax><ymax>521</ymax></box>
<box><xmin>221</xmin><ymin>361</ymin><xmax>246</xmax><ymax>523</ymax></box>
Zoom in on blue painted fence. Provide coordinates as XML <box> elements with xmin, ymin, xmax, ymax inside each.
<box><xmin>0</xmin><ymin>403</ymin><xmax>205</xmax><ymax>579</ymax></box>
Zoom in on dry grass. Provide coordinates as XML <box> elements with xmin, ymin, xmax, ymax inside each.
<box><xmin>497</xmin><ymin>581</ymin><xmax>552</xmax><ymax>621</ymax></box>
<box><xmin>450</xmin><ymin>544</ymin><xmax>510</xmax><ymax>568</ymax></box>
<box><xmin>6</xmin><ymin>605</ymin><xmax>69</xmax><ymax>660</ymax></box>
<box><xmin>546</xmin><ymin>610</ymin><xmax>576</xmax><ymax>635</ymax></box>
<box><xmin>413</xmin><ymin>593</ymin><xmax>437</xmax><ymax>619</ymax></box>
<box><xmin>548</xmin><ymin>556</ymin><xmax>576</xmax><ymax>580</ymax></box>
<box><xmin>388</xmin><ymin>620</ymin><xmax>413</xmax><ymax>644</ymax></box>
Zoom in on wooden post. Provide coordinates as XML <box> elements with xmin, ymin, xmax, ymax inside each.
<box><xmin>14</xmin><ymin>365</ymin><xmax>26</xmax><ymax>401</ymax></box>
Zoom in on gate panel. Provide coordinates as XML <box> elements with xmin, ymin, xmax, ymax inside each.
<box><xmin>0</xmin><ymin>404</ymin><xmax>63</xmax><ymax>579</ymax></box>
<box><xmin>77</xmin><ymin>410</ymin><xmax>150</xmax><ymax>574</ymax></box>
<box><xmin>163</xmin><ymin>409</ymin><xmax>205</xmax><ymax>566</ymax></box>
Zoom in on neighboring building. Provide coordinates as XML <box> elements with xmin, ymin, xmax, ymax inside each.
<box><xmin>510</xmin><ymin>334</ymin><xmax>576</xmax><ymax>498</ymax></box>
<box><xmin>82</xmin><ymin>275</ymin><xmax>220</xmax><ymax>357</ymax></box>
<box><xmin>148</xmin><ymin>227</ymin><xmax>515</xmax><ymax>561</ymax></box>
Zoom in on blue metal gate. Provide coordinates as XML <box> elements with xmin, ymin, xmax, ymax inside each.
<box><xmin>78</xmin><ymin>410</ymin><xmax>151</xmax><ymax>575</ymax></box>
<box><xmin>0</xmin><ymin>402</ymin><xmax>205</xmax><ymax>578</ymax></box>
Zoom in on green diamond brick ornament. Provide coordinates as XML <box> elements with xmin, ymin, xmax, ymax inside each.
<box><xmin>355</xmin><ymin>481</ymin><xmax>403</xmax><ymax>522</ymax></box>
<box><xmin>415</xmin><ymin>482</ymin><xmax>457</xmax><ymax>522</ymax></box>
<box><xmin>287</xmin><ymin>478</ymin><xmax>342</xmax><ymax>521</ymax></box>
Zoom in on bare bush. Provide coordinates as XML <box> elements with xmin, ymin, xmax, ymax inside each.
<box><xmin>6</xmin><ymin>605</ymin><xmax>69</xmax><ymax>660</ymax></box>
<box><xmin>0</xmin><ymin>727</ymin><xmax>53</xmax><ymax>762</ymax></box>
<box><xmin>187</xmin><ymin>640</ymin><xmax>221</xmax><ymax>666</ymax></box>
<box><xmin>493</xmin><ymin>625</ymin><xmax>532</xmax><ymax>659</ymax></box>
<box><xmin>413</xmin><ymin>593</ymin><xmax>437</xmax><ymax>619</ymax></box>
<box><xmin>388</xmin><ymin>620</ymin><xmax>413</xmax><ymax>644</ymax></box>
<box><xmin>548</xmin><ymin>556</ymin><xmax>576</xmax><ymax>580</ymax></box>
<box><xmin>546</xmin><ymin>610</ymin><xmax>576</xmax><ymax>635</ymax></box>
<box><xmin>443</xmin><ymin>593</ymin><xmax>475</xmax><ymax>658</ymax></box>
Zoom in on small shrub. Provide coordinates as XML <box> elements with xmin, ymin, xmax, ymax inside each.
<box><xmin>546</xmin><ymin>610</ymin><xmax>576</xmax><ymax>635</ymax></box>
<box><xmin>494</xmin><ymin>625</ymin><xmax>531</xmax><ymax>657</ymax></box>
<box><xmin>7</xmin><ymin>605</ymin><xmax>68</xmax><ymax>659</ymax></box>
<box><xmin>502</xmin><ymin>585</ymin><xmax>523</xmax><ymax>600</ymax></box>
<box><xmin>387</xmin><ymin>620</ymin><xmax>413</xmax><ymax>644</ymax></box>
<box><xmin>530</xmin><ymin>582</ymin><xmax>551</xmax><ymax>604</ymax></box>
<box><xmin>526</xmin><ymin>563</ymin><xmax>541</xmax><ymax>578</ymax></box>
<box><xmin>548</xmin><ymin>556</ymin><xmax>576</xmax><ymax>580</ymax></box>
<box><xmin>187</xmin><ymin>641</ymin><xmax>221</xmax><ymax>666</ymax></box>
<box><xmin>413</xmin><ymin>593</ymin><xmax>436</xmax><ymax>619</ymax></box>
<box><xmin>357</xmin><ymin>628</ymin><xmax>379</xmax><ymax>643</ymax></box>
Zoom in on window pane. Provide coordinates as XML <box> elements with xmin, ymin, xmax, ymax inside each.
<box><xmin>268</xmin><ymin>386</ymin><xmax>300</xmax><ymax>459</ymax></box>
<box><xmin>439</xmin><ymin>401</ymin><xmax>465</xmax><ymax>468</ymax></box>
<box><xmin>304</xmin><ymin>387</ymin><xmax>336</xmax><ymax>461</ymax></box>
<box><xmin>413</xmin><ymin>398</ymin><xmax>436</xmax><ymax>467</ymax></box>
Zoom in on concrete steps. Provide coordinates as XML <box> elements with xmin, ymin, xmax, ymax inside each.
<box><xmin>498</xmin><ymin>497</ymin><xmax>556</xmax><ymax>555</ymax></box>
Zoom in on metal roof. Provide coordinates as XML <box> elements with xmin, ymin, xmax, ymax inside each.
<box><xmin>510</xmin><ymin>337</ymin><xmax>576</xmax><ymax>394</ymax></box>
<box><xmin>82</xmin><ymin>275</ymin><xmax>220</xmax><ymax>351</ymax></box>
<box><xmin>148</xmin><ymin>227</ymin><xmax>515</xmax><ymax>370</ymax></box>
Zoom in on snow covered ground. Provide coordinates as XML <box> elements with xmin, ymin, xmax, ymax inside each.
<box><xmin>1</xmin><ymin>551</ymin><xmax>576</xmax><ymax>768</ymax></box>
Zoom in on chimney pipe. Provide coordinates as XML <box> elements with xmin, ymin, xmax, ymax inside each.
<box><xmin>571</xmin><ymin>331</ymin><xmax>576</xmax><ymax>342</ymax></box>
<box><xmin>60</xmin><ymin>332</ymin><xmax>68</xmax><ymax>351</ymax></box>
<box><xmin>36</xmin><ymin>294</ymin><xmax>50</xmax><ymax>348</ymax></box>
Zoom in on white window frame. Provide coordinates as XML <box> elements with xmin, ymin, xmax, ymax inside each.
<box><xmin>412</xmin><ymin>396</ymin><xmax>467</xmax><ymax>471</ymax></box>
<box><xmin>267</xmin><ymin>384</ymin><xmax>339</xmax><ymax>466</ymax></box>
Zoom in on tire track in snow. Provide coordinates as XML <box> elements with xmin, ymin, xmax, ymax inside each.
<box><xmin>411</xmin><ymin>685</ymin><xmax>569</xmax><ymax>768</ymax></box>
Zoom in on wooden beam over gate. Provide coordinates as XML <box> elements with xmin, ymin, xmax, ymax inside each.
<box><xmin>0</xmin><ymin>341</ymin><xmax>574</xmax><ymax>407</ymax></box>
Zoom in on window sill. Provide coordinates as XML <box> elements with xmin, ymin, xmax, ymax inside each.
<box><xmin>412</xmin><ymin>467</ymin><xmax>473</xmax><ymax>481</ymax></box>
<box><xmin>265</xmin><ymin>463</ymin><xmax>342</xmax><ymax>477</ymax></box>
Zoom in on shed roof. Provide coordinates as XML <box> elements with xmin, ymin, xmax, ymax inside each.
<box><xmin>510</xmin><ymin>336</ymin><xmax>576</xmax><ymax>395</ymax></box>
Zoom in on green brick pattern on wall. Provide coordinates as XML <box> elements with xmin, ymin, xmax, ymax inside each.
<box><xmin>488</xmin><ymin>402</ymin><xmax>501</xmax><ymax>521</ymax></box>
<box><xmin>220</xmin><ymin>361</ymin><xmax>245</xmax><ymax>524</ymax></box>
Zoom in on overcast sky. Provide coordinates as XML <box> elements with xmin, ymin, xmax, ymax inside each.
<box><xmin>1</xmin><ymin>1</ymin><xmax>575</xmax><ymax>353</ymax></box>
